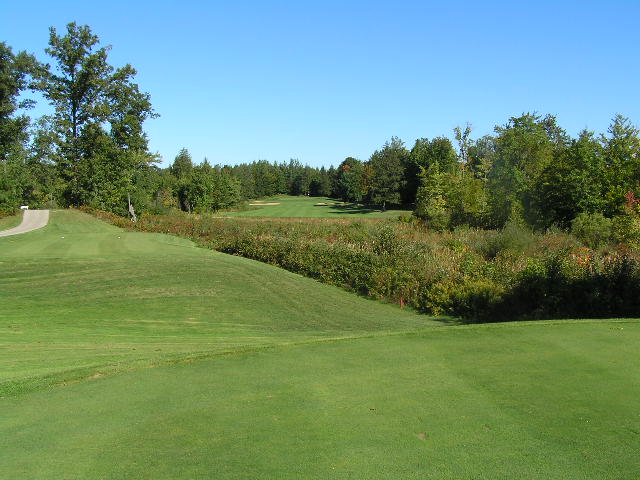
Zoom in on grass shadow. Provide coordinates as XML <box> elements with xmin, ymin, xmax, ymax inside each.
<box><xmin>327</xmin><ymin>203</ymin><xmax>383</xmax><ymax>215</ymax></box>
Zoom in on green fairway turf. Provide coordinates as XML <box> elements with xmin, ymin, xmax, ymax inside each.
<box><xmin>1</xmin><ymin>210</ymin><xmax>639</xmax><ymax>479</ymax></box>
<box><xmin>222</xmin><ymin>195</ymin><xmax>408</xmax><ymax>218</ymax></box>
<box><xmin>0</xmin><ymin>210</ymin><xmax>435</xmax><ymax>397</ymax></box>
<box><xmin>2</xmin><ymin>321</ymin><xmax>639</xmax><ymax>479</ymax></box>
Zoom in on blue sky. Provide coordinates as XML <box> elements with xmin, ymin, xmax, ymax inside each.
<box><xmin>3</xmin><ymin>1</ymin><xmax>639</xmax><ymax>167</ymax></box>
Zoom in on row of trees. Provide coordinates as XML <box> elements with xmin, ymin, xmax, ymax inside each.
<box><xmin>1</xmin><ymin>23</ymin><xmax>156</xmax><ymax>215</ymax></box>
<box><xmin>330</xmin><ymin>113</ymin><xmax>640</xmax><ymax>231</ymax></box>
<box><xmin>163</xmin><ymin>111</ymin><xmax>640</xmax><ymax>234</ymax></box>
<box><xmin>122</xmin><ymin>150</ymin><xmax>336</xmax><ymax>214</ymax></box>
<box><xmin>2</xmin><ymin>23</ymin><xmax>639</xmax><ymax>231</ymax></box>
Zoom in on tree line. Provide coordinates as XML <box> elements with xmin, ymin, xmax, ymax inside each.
<box><xmin>2</xmin><ymin>23</ymin><xmax>639</xmax><ymax>233</ymax></box>
<box><xmin>1</xmin><ymin>23</ymin><xmax>157</xmax><ymax>215</ymax></box>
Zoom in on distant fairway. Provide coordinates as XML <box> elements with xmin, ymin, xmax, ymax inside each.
<box><xmin>222</xmin><ymin>195</ymin><xmax>408</xmax><ymax>218</ymax></box>
<box><xmin>1</xmin><ymin>210</ymin><xmax>639</xmax><ymax>479</ymax></box>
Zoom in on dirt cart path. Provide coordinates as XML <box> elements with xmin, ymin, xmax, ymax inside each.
<box><xmin>0</xmin><ymin>210</ymin><xmax>50</xmax><ymax>237</ymax></box>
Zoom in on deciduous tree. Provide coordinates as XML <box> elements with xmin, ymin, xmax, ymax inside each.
<box><xmin>369</xmin><ymin>137</ymin><xmax>407</xmax><ymax>210</ymax></box>
<box><xmin>37</xmin><ymin>22</ymin><xmax>156</xmax><ymax>209</ymax></box>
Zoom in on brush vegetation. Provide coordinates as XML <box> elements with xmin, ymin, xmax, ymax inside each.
<box><xmin>0</xmin><ymin>209</ymin><xmax>21</xmax><ymax>230</ymax></box>
<box><xmin>86</xmin><ymin>206</ymin><xmax>640</xmax><ymax>322</ymax></box>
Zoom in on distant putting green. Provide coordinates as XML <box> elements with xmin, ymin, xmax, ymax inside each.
<box><xmin>223</xmin><ymin>195</ymin><xmax>408</xmax><ymax>218</ymax></box>
<box><xmin>1</xmin><ymin>210</ymin><xmax>639</xmax><ymax>479</ymax></box>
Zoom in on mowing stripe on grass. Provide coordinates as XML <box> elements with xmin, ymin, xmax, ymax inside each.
<box><xmin>0</xmin><ymin>209</ymin><xmax>439</xmax><ymax>397</ymax></box>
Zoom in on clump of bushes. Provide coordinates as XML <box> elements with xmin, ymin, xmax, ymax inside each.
<box><xmin>611</xmin><ymin>213</ymin><xmax>640</xmax><ymax>248</ymax></box>
<box><xmin>82</xmin><ymin>207</ymin><xmax>640</xmax><ymax>323</ymax></box>
<box><xmin>571</xmin><ymin>212</ymin><xmax>612</xmax><ymax>249</ymax></box>
<box><xmin>0</xmin><ymin>208</ymin><xmax>18</xmax><ymax>219</ymax></box>
<box><xmin>476</xmin><ymin>219</ymin><xmax>535</xmax><ymax>259</ymax></box>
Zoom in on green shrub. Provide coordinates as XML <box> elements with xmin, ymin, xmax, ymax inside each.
<box><xmin>611</xmin><ymin>213</ymin><xmax>640</xmax><ymax>247</ymax></box>
<box><xmin>0</xmin><ymin>208</ymin><xmax>18</xmax><ymax>219</ymax></box>
<box><xmin>420</xmin><ymin>280</ymin><xmax>455</xmax><ymax>316</ymax></box>
<box><xmin>417</xmin><ymin>199</ymin><xmax>450</xmax><ymax>232</ymax></box>
<box><xmin>449</xmin><ymin>280</ymin><xmax>504</xmax><ymax>322</ymax></box>
<box><xmin>477</xmin><ymin>220</ymin><xmax>534</xmax><ymax>259</ymax></box>
<box><xmin>571</xmin><ymin>212</ymin><xmax>612</xmax><ymax>249</ymax></box>
<box><xmin>372</xmin><ymin>223</ymin><xmax>401</xmax><ymax>256</ymax></box>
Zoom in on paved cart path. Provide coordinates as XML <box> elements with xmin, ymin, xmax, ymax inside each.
<box><xmin>0</xmin><ymin>210</ymin><xmax>49</xmax><ymax>237</ymax></box>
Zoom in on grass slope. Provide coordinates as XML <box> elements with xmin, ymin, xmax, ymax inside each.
<box><xmin>1</xmin><ymin>210</ymin><xmax>638</xmax><ymax>479</ymax></box>
<box><xmin>223</xmin><ymin>195</ymin><xmax>407</xmax><ymax>218</ymax></box>
<box><xmin>0</xmin><ymin>210</ymin><xmax>435</xmax><ymax>396</ymax></box>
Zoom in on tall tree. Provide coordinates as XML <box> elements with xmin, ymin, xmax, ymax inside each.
<box><xmin>230</xmin><ymin>163</ymin><xmax>256</xmax><ymax>199</ymax></box>
<box><xmin>37</xmin><ymin>22</ymin><xmax>156</xmax><ymax>209</ymax></box>
<box><xmin>454</xmin><ymin>122</ymin><xmax>473</xmax><ymax>169</ymax></box>
<box><xmin>37</xmin><ymin>23</ymin><xmax>110</xmax><ymax>205</ymax></box>
<box><xmin>414</xmin><ymin>162</ymin><xmax>449</xmax><ymax>230</ymax></box>
<box><xmin>487</xmin><ymin>113</ymin><xmax>566</xmax><ymax>227</ymax></box>
<box><xmin>405</xmin><ymin>137</ymin><xmax>458</xmax><ymax>204</ymax></box>
<box><xmin>601</xmin><ymin>114</ymin><xmax>640</xmax><ymax>216</ymax></box>
<box><xmin>308</xmin><ymin>166</ymin><xmax>331</xmax><ymax>196</ymax></box>
<box><xmin>535</xmin><ymin>130</ymin><xmax>605</xmax><ymax>228</ymax></box>
<box><xmin>336</xmin><ymin>157</ymin><xmax>365</xmax><ymax>202</ymax></box>
<box><xmin>0</xmin><ymin>42</ymin><xmax>40</xmax><ymax>207</ymax></box>
<box><xmin>369</xmin><ymin>137</ymin><xmax>407</xmax><ymax>210</ymax></box>
<box><xmin>413</xmin><ymin>134</ymin><xmax>489</xmax><ymax>229</ymax></box>
<box><xmin>252</xmin><ymin>160</ymin><xmax>281</xmax><ymax>197</ymax></box>
<box><xmin>467</xmin><ymin>135</ymin><xmax>495</xmax><ymax>180</ymax></box>
<box><xmin>170</xmin><ymin>148</ymin><xmax>194</xmax><ymax>212</ymax></box>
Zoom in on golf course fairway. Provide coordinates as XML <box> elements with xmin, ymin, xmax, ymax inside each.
<box><xmin>220</xmin><ymin>195</ymin><xmax>407</xmax><ymax>218</ymax></box>
<box><xmin>1</xmin><ymin>210</ymin><xmax>639</xmax><ymax>479</ymax></box>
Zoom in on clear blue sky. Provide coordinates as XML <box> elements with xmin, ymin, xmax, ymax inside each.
<box><xmin>3</xmin><ymin>0</ymin><xmax>639</xmax><ymax>168</ymax></box>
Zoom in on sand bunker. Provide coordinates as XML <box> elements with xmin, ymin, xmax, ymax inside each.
<box><xmin>249</xmin><ymin>202</ymin><xmax>281</xmax><ymax>206</ymax></box>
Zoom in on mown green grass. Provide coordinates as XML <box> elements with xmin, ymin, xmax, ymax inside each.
<box><xmin>222</xmin><ymin>195</ymin><xmax>408</xmax><ymax>218</ymax></box>
<box><xmin>2</xmin><ymin>321</ymin><xmax>639</xmax><ymax>479</ymax></box>
<box><xmin>0</xmin><ymin>211</ymin><xmax>22</xmax><ymax>230</ymax></box>
<box><xmin>0</xmin><ymin>210</ymin><xmax>435</xmax><ymax>397</ymax></box>
<box><xmin>1</xmin><ymin>210</ymin><xmax>639</xmax><ymax>479</ymax></box>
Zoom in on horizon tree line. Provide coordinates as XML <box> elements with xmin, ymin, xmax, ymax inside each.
<box><xmin>2</xmin><ymin>23</ymin><xmax>639</xmax><ymax>232</ymax></box>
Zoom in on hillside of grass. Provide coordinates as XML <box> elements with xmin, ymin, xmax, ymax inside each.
<box><xmin>0</xmin><ymin>210</ymin><xmax>437</xmax><ymax>397</ymax></box>
<box><xmin>221</xmin><ymin>195</ymin><xmax>408</xmax><ymax>218</ymax></box>
<box><xmin>1</xmin><ymin>210</ymin><xmax>639</xmax><ymax>479</ymax></box>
